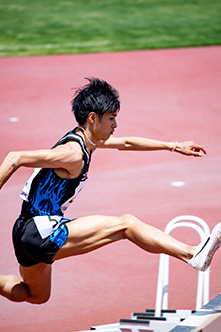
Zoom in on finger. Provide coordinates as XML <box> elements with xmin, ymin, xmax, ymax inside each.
<box><xmin>190</xmin><ymin>149</ymin><xmax>205</xmax><ymax>157</ymax></box>
<box><xmin>194</xmin><ymin>151</ymin><xmax>204</xmax><ymax>157</ymax></box>
<box><xmin>192</xmin><ymin>145</ymin><xmax>207</xmax><ymax>155</ymax></box>
<box><xmin>181</xmin><ymin>146</ymin><xmax>204</xmax><ymax>157</ymax></box>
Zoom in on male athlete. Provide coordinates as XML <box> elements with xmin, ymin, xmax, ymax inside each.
<box><xmin>0</xmin><ymin>78</ymin><xmax>221</xmax><ymax>304</ymax></box>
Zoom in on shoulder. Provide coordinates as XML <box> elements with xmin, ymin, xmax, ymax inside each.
<box><xmin>57</xmin><ymin>141</ymin><xmax>84</xmax><ymax>161</ymax></box>
<box><xmin>47</xmin><ymin>141</ymin><xmax>84</xmax><ymax>169</ymax></box>
<box><xmin>52</xmin><ymin>141</ymin><xmax>85</xmax><ymax>178</ymax></box>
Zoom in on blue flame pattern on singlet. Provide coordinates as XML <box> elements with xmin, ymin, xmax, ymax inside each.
<box><xmin>29</xmin><ymin>169</ymin><xmax>69</xmax><ymax>216</ymax></box>
<box><xmin>20</xmin><ymin>128</ymin><xmax>91</xmax><ymax>217</ymax></box>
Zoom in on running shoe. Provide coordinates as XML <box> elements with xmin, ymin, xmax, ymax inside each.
<box><xmin>188</xmin><ymin>222</ymin><xmax>221</xmax><ymax>271</ymax></box>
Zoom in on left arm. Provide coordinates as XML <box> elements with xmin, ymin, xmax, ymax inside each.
<box><xmin>99</xmin><ymin>137</ymin><xmax>206</xmax><ymax>157</ymax></box>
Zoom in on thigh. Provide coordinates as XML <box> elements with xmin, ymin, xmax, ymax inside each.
<box><xmin>54</xmin><ymin>215</ymin><xmax>126</xmax><ymax>260</ymax></box>
<box><xmin>19</xmin><ymin>263</ymin><xmax>52</xmax><ymax>304</ymax></box>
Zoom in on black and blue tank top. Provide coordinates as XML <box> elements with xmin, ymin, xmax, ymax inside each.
<box><xmin>20</xmin><ymin>127</ymin><xmax>91</xmax><ymax>217</ymax></box>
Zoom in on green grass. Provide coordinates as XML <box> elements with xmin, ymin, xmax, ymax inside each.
<box><xmin>0</xmin><ymin>0</ymin><xmax>220</xmax><ymax>57</ymax></box>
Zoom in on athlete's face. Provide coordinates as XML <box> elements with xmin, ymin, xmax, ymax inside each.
<box><xmin>93</xmin><ymin>111</ymin><xmax>118</xmax><ymax>141</ymax></box>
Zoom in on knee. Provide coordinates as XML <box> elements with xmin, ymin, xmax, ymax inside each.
<box><xmin>29</xmin><ymin>292</ymin><xmax>51</xmax><ymax>305</ymax></box>
<box><xmin>120</xmin><ymin>214</ymin><xmax>141</xmax><ymax>230</ymax></box>
<box><xmin>35</xmin><ymin>295</ymin><xmax>50</xmax><ymax>305</ymax></box>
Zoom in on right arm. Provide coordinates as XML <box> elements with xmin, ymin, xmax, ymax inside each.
<box><xmin>0</xmin><ymin>142</ymin><xmax>84</xmax><ymax>190</ymax></box>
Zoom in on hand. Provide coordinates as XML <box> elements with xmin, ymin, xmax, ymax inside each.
<box><xmin>175</xmin><ymin>141</ymin><xmax>206</xmax><ymax>157</ymax></box>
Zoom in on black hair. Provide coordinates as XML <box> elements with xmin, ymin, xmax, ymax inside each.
<box><xmin>71</xmin><ymin>77</ymin><xmax>120</xmax><ymax>125</ymax></box>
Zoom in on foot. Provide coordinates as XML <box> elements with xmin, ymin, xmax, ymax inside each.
<box><xmin>188</xmin><ymin>223</ymin><xmax>221</xmax><ymax>271</ymax></box>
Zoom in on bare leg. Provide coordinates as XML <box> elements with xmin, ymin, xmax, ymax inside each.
<box><xmin>54</xmin><ymin>214</ymin><xmax>194</xmax><ymax>262</ymax></box>
<box><xmin>0</xmin><ymin>263</ymin><xmax>51</xmax><ymax>304</ymax></box>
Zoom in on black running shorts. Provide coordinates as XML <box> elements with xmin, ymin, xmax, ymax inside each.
<box><xmin>12</xmin><ymin>215</ymin><xmax>70</xmax><ymax>267</ymax></box>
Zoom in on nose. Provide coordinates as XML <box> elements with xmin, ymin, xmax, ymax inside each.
<box><xmin>113</xmin><ymin>119</ymin><xmax>117</xmax><ymax>128</ymax></box>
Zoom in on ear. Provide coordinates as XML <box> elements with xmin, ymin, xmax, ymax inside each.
<box><xmin>88</xmin><ymin>112</ymin><xmax>98</xmax><ymax>125</ymax></box>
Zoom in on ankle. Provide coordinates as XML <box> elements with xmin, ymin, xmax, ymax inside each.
<box><xmin>181</xmin><ymin>245</ymin><xmax>195</xmax><ymax>263</ymax></box>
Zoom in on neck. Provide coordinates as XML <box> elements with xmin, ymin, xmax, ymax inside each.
<box><xmin>78</xmin><ymin>125</ymin><xmax>97</xmax><ymax>147</ymax></box>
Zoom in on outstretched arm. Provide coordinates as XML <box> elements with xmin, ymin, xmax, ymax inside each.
<box><xmin>99</xmin><ymin>137</ymin><xmax>206</xmax><ymax>157</ymax></box>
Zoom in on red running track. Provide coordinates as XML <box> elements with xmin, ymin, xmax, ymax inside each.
<box><xmin>0</xmin><ymin>46</ymin><xmax>221</xmax><ymax>331</ymax></box>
